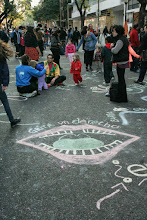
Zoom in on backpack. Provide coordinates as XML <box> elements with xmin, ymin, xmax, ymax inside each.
<box><xmin>110</xmin><ymin>82</ymin><xmax>119</xmax><ymax>102</ymax></box>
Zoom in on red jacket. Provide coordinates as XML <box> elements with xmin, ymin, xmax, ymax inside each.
<box><xmin>130</xmin><ymin>28</ymin><xmax>140</xmax><ymax>47</ymax></box>
<box><xmin>70</xmin><ymin>60</ymin><xmax>81</xmax><ymax>75</ymax></box>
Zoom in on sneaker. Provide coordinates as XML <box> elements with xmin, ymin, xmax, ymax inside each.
<box><xmin>103</xmin><ymin>82</ymin><xmax>110</xmax><ymax>86</ymax></box>
<box><xmin>57</xmin><ymin>83</ymin><xmax>65</xmax><ymax>86</ymax></box>
<box><xmin>105</xmin><ymin>92</ymin><xmax>110</xmax><ymax>97</ymax></box>
<box><xmin>92</xmin><ymin>70</ymin><xmax>97</xmax><ymax>73</ymax></box>
<box><xmin>47</xmin><ymin>84</ymin><xmax>52</xmax><ymax>87</ymax></box>
<box><xmin>11</xmin><ymin>118</ymin><xmax>21</xmax><ymax>128</ymax></box>
<box><xmin>75</xmin><ymin>83</ymin><xmax>79</xmax><ymax>86</ymax></box>
<box><xmin>134</xmin><ymin>80</ymin><xmax>145</xmax><ymax>85</ymax></box>
<box><xmin>19</xmin><ymin>91</ymin><xmax>37</xmax><ymax>98</ymax></box>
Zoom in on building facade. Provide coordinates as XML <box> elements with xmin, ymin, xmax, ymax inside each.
<box><xmin>71</xmin><ymin>0</ymin><xmax>145</xmax><ymax>32</ymax></box>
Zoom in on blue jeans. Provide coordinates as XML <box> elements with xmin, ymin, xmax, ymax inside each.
<box><xmin>0</xmin><ymin>85</ymin><xmax>14</xmax><ymax>122</ymax></box>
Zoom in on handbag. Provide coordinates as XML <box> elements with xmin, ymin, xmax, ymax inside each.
<box><xmin>142</xmin><ymin>50</ymin><xmax>147</xmax><ymax>62</ymax></box>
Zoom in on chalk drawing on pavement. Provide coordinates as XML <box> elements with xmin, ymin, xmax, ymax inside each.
<box><xmin>119</xmin><ymin>110</ymin><xmax>147</xmax><ymax>125</ymax></box>
<box><xmin>96</xmin><ymin>160</ymin><xmax>147</xmax><ymax>210</ymax></box>
<box><xmin>141</xmin><ymin>96</ymin><xmax>147</xmax><ymax>101</ymax></box>
<box><xmin>90</xmin><ymin>85</ymin><xmax>108</xmax><ymax>93</ymax></box>
<box><xmin>17</xmin><ymin>124</ymin><xmax>140</xmax><ymax>165</ymax></box>
<box><xmin>127</xmin><ymin>84</ymin><xmax>147</xmax><ymax>94</ymax></box>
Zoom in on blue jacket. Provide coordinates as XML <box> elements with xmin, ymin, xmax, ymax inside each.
<box><xmin>15</xmin><ymin>65</ymin><xmax>46</xmax><ymax>86</ymax></box>
<box><xmin>0</xmin><ymin>59</ymin><xmax>9</xmax><ymax>86</ymax></box>
<box><xmin>77</xmin><ymin>33</ymin><xmax>97</xmax><ymax>51</ymax></box>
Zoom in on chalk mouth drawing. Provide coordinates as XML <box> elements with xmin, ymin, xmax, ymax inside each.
<box><xmin>17</xmin><ymin>124</ymin><xmax>140</xmax><ymax>165</ymax></box>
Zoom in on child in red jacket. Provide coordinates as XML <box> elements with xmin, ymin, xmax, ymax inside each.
<box><xmin>70</xmin><ymin>53</ymin><xmax>82</xmax><ymax>85</ymax></box>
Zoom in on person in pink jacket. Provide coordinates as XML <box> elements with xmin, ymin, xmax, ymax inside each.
<box><xmin>65</xmin><ymin>39</ymin><xmax>76</xmax><ymax>64</ymax></box>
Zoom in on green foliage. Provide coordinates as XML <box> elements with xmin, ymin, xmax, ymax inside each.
<box><xmin>32</xmin><ymin>0</ymin><xmax>60</xmax><ymax>22</ymax></box>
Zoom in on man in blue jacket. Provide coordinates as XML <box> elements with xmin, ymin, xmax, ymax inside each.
<box><xmin>16</xmin><ymin>55</ymin><xmax>48</xmax><ymax>97</ymax></box>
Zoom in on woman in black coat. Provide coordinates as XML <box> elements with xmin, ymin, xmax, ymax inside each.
<box><xmin>50</xmin><ymin>30</ymin><xmax>62</xmax><ymax>69</ymax></box>
<box><xmin>111</xmin><ymin>25</ymin><xmax>129</xmax><ymax>102</ymax></box>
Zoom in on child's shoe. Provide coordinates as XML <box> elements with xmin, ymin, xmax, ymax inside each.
<box><xmin>47</xmin><ymin>84</ymin><xmax>52</xmax><ymax>87</ymax></box>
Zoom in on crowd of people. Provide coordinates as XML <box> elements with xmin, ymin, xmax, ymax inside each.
<box><xmin>0</xmin><ymin>23</ymin><xmax>147</xmax><ymax>128</ymax></box>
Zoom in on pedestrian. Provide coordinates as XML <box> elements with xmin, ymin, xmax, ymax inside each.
<box><xmin>65</xmin><ymin>39</ymin><xmax>76</xmax><ymax>64</ymax></box>
<box><xmin>70</xmin><ymin>53</ymin><xmax>82</xmax><ymax>85</ymax></box>
<box><xmin>50</xmin><ymin>30</ymin><xmax>62</xmax><ymax>69</ymax></box>
<box><xmin>111</xmin><ymin>25</ymin><xmax>129</xmax><ymax>103</ymax></box>
<box><xmin>99</xmin><ymin>26</ymin><xmax>109</xmax><ymax>47</ymax></box>
<box><xmin>94</xmin><ymin>45</ymin><xmax>102</xmax><ymax>73</ymax></box>
<box><xmin>19</xmin><ymin>32</ymin><xmax>25</xmax><ymax>56</ymax></box>
<box><xmin>101</xmin><ymin>36</ymin><xmax>114</xmax><ymax>86</ymax></box>
<box><xmin>134</xmin><ymin>25</ymin><xmax>147</xmax><ymax>85</ymax></box>
<box><xmin>16</xmin><ymin>55</ymin><xmax>48</xmax><ymax>97</ymax></box>
<box><xmin>0</xmin><ymin>40</ymin><xmax>21</xmax><ymax>128</ymax></box>
<box><xmin>24</xmin><ymin>26</ymin><xmax>41</xmax><ymax>61</ymax></box>
<box><xmin>77</xmin><ymin>26</ymin><xmax>97</xmax><ymax>71</ymax></box>
<box><xmin>35</xmin><ymin>28</ymin><xmax>44</xmax><ymax>56</ymax></box>
<box><xmin>72</xmin><ymin>27</ymin><xmax>80</xmax><ymax>47</ymax></box>
<box><xmin>0</xmin><ymin>26</ymin><xmax>9</xmax><ymax>43</ymax></box>
<box><xmin>11</xmin><ymin>26</ymin><xmax>21</xmax><ymax>58</ymax></box>
<box><xmin>129</xmin><ymin>24</ymin><xmax>140</xmax><ymax>72</ymax></box>
<box><xmin>60</xmin><ymin>27</ymin><xmax>67</xmax><ymax>50</ymax></box>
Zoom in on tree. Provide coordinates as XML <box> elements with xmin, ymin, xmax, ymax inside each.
<box><xmin>32</xmin><ymin>0</ymin><xmax>60</xmax><ymax>23</ymax></box>
<box><xmin>0</xmin><ymin>0</ymin><xmax>14</xmax><ymax>24</ymax></box>
<box><xmin>138</xmin><ymin>0</ymin><xmax>147</xmax><ymax>27</ymax></box>
<box><xmin>74</xmin><ymin>0</ymin><xmax>90</xmax><ymax>29</ymax></box>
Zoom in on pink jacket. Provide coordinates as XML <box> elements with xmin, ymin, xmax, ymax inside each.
<box><xmin>65</xmin><ymin>44</ymin><xmax>76</xmax><ymax>57</ymax></box>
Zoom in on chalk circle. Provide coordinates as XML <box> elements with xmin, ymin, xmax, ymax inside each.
<box><xmin>112</xmin><ymin>160</ymin><xmax>120</xmax><ymax>165</ymax></box>
<box><xmin>123</xmin><ymin>177</ymin><xmax>132</xmax><ymax>183</ymax></box>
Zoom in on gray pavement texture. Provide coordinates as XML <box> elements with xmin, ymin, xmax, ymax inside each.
<box><xmin>0</xmin><ymin>47</ymin><xmax>147</xmax><ymax>220</ymax></box>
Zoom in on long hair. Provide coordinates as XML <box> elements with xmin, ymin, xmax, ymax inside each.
<box><xmin>0</xmin><ymin>40</ymin><xmax>14</xmax><ymax>61</ymax></box>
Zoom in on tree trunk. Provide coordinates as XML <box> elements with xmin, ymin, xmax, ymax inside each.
<box><xmin>138</xmin><ymin>3</ymin><xmax>146</xmax><ymax>28</ymax></box>
<box><xmin>81</xmin><ymin>14</ymin><xmax>85</xmax><ymax>30</ymax></box>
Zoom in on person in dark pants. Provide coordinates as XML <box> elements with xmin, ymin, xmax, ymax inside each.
<box><xmin>129</xmin><ymin>24</ymin><xmax>140</xmax><ymax>72</ymax></box>
<box><xmin>50</xmin><ymin>30</ymin><xmax>62</xmax><ymax>69</ymax></box>
<box><xmin>11</xmin><ymin>26</ymin><xmax>21</xmax><ymax>58</ymax></box>
<box><xmin>111</xmin><ymin>25</ymin><xmax>129</xmax><ymax>103</ymax></box>
<box><xmin>16</xmin><ymin>55</ymin><xmax>48</xmax><ymax>97</ymax></box>
<box><xmin>0</xmin><ymin>40</ymin><xmax>21</xmax><ymax>127</ymax></box>
<box><xmin>101</xmin><ymin>36</ymin><xmax>114</xmax><ymax>85</ymax></box>
<box><xmin>77</xmin><ymin>26</ymin><xmax>97</xmax><ymax>71</ymax></box>
<box><xmin>135</xmin><ymin>25</ymin><xmax>147</xmax><ymax>85</ymax></box>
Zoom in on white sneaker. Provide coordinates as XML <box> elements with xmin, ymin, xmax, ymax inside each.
<box><xmin>103</xmin><ymin>82</ymin><xmax>110</xmax><ymax>86</ymax></box>
<box><xmin>19</xmin><ymin>91</ymin><xmax>37</xmax><ymax>98</ymax></box>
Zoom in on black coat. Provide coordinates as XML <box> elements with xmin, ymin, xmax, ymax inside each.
<box><xmin>0</xmin><ymin>59</ymin><xmax>9</xmax><ymax>86</ymax></box>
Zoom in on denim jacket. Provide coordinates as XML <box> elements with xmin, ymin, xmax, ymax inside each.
<box><xmin>77</xmin><ymin>32</ymin><xmax>97</xmax><ymax>51</ymax></box>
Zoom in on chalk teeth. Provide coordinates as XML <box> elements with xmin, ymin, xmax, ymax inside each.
<box><xmin>39</xmin><ymin>129</ymin><xmax>115</xmax><ymax>139</ymax></box>
<box><xmin>38</xmin><ymin>140</ymin><xmax>123</xmax><ymax>156</ymax></box>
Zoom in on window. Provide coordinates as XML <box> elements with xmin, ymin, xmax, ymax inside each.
<box><xmin>128</xmin><ymin>0</ymin><xmax>140</xmax><ymax>10</ymax></box>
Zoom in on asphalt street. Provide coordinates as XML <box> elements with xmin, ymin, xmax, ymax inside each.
<box><xmin>0</xmin><ymin>46</ymin><xmax>147</xmax><ymax>220</ymax></box>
